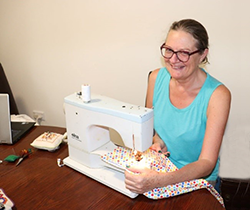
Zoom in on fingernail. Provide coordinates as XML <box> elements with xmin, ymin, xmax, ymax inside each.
<box><xmin>126</xmin><ymin>165</ymin><xmax>130</xmax><ymax>168</ymax></box>
<box><xmin>158</xmin><ymin>150</ymin><xmax>162</xmax><ymax>153</ymax></box>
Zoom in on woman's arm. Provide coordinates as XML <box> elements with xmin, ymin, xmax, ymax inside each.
<box><xmin>145</xmin><ymin>69</ymin><xmax>160</xmax><ymax>108</ymax></box>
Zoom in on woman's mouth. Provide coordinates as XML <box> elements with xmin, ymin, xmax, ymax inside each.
<box><xmin>171</xmin><ymin>65</ymin><xmax>185</xmax><ymax>70</ymax></box>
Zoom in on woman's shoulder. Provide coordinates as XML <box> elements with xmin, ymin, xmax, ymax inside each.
<box><xmin>149</xmin><ymin>67</ymin><xmax>168</xmax><ymax>82</ymax></box>
<box><xmin>150</xmin><ymin>68</ymin><xmax>160</xmax><ymax>77</ymax></box>
<box><xmin>207</xmin><ymin>84</ymin><xmax>231</xmax><ymax>118</ymax></box>
<box><xmin>213</xmin><ymin>84</ymin><xmax>231</xmax><ymax>101</ymax></box>
<box><xmin>205</xmin><ymin>72</ymin><xmax>231</xmax><ymax>99</ymax></box>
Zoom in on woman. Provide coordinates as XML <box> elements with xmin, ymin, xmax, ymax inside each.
<box><xmin>125</xmin><ymin>19</ymin><xmax>231</xmax><ymax>194</ymax></box>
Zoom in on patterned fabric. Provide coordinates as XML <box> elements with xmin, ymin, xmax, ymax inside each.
<box><xmin>101</xmin><ymin>146</ymin><xmax>224</xmax><ymax>207</ymax></box>
<box><xmin>0</xmin><ymin>188</ymin><xmax>14</xmax><ymax>210</ymax></box>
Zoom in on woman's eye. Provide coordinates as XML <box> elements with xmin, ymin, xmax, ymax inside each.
<box><xmin>165</xmin><ymin>48</ymin><xmax>173</xmax><ymax>53</ymax></box>
<box><xmin>179</xmin><ymin>51</ymin><xmax>189</xmax><ymax>56</ymax></box>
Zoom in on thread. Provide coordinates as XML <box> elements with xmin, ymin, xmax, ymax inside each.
<box><xmin>81</xmin><ymin>84</ymin><xmax>91</xmax><ymax>103</ymax></box>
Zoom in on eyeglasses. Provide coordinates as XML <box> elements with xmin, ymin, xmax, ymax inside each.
<box><xmin>160</xmin><ymin>43</ymin><xmax>201</xmax><ymax>62</ymax></box>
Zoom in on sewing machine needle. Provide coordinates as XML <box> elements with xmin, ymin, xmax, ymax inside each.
<box><xmin>132</xmin><ymin>134</ymin><xmax>135</xmax><ymax>152</ymax></box>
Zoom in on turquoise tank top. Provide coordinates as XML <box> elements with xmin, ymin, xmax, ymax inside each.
<box><xmin>153</xmin><ymin>67</ymin><xmax>222</xmax><ymax>181</ymax></box>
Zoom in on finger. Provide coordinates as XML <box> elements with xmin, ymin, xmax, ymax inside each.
<box><xmin>124</xmin><ymin>177</ymin><xmax>139</xmax><ymax>192</ymax></box>
<box><xmin>160</xmin><ymin>147</ymin><xmax>168</xmax><ymax>153</ymax></box>
<box><xmin>125</xmin><ymin>180</ymin><xmax>142</xmax><ymax>194</ymax></box>
<box><xmin>126</xmin><ymin>166</ymin><xmax>142</xmax><ymax>174</ymax></box>
<box><xmin>150</xmin><ymin>144</ymin><xmax>161</xmax><ymax>152</ymax></box>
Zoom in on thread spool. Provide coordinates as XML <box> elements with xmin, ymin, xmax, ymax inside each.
<box><xmin>81</xmin><ymin>84</ymin><xmax>91</xmax><ymax>103</ymax></box>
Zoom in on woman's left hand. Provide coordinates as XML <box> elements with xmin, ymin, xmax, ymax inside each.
<box><xmin>124</xmin><ymin>166</ymin><xmax>159</xmax><ymax>194</ymax></box>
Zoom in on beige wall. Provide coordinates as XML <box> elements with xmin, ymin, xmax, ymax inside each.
<box><xmin>0</xmin><ymin>0</ymin><xmax>250</xmax><ymax>178</ymax></box>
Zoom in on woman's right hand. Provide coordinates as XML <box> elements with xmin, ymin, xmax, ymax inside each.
<box><xmin>150</xmin><ymin>133</ymin><xmax>168</xmax><ymax>153</ymax></box>
<box><xmin>149</xmin><ymin>133</ymin><xmax>169</xmax><ymax>157</ymax></box>
<box><xmin>150</xmin><ymin>142</ymin><xmax>163</xmax><ymax>152</ymax></box>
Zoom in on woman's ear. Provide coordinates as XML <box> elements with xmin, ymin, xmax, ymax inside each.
<box><xmin>200</xmin><ymin>48</ymin><xmax>209</xmax><ymax>64</ymax></box>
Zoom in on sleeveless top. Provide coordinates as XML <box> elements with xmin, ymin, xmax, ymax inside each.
<box><xmin>153</xmin><ymin>67</ymin><xmax>222</xmax><ymax>181</ymax></box>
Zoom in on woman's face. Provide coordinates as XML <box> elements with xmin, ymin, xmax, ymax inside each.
<box><xmin>164</xmin><ymin>30</ymin><xmax>207</xmax><ymax>81</ymax></box>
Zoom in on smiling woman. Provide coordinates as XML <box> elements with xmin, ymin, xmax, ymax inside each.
<box><xmin>125</xmin><ymin>19</ymin><xmax>231</xmax><ymax>196</ymax></box>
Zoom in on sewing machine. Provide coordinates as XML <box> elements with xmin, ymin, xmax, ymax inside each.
<box><xmin>63</xmin><ymin>92</ymin><xmax>154</xmax><ymax>198</ymax></box>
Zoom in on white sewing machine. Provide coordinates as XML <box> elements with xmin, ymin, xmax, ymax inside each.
<box><xmin>63</xmin><ymin>92</ymin><xmax>154</xmax><ymax>198</ymax></box>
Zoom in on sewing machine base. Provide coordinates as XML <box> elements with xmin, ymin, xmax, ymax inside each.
<box><xmin>63</xmin><ymin>156</ymin><xmax>138</xmax><ymax>198</ymax></box>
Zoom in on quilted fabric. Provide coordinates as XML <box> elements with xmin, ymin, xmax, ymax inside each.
<box><xmin>101</xmin><ymin>146</ymin><xmax>224</xmax><ymax>207</ymax></box>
